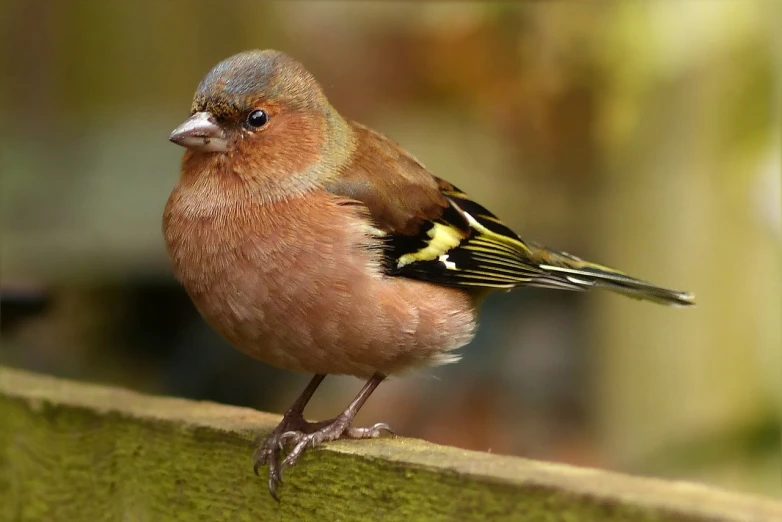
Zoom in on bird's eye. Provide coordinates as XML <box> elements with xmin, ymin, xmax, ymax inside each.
<box><xmin>246</xmin><ymin>109</ymin><xmax>269</xmax><ymax>129</ymax></box>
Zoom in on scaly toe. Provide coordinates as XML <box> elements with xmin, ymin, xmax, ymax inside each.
<box><xmin>279</xmin><ymin>430</ymin><xmax>308</xmax><ymax>448</ymax></box>
<box><xmin>253</xmin><ymin>446</ymin><xmax>271</xmax><ymax>471</ymax></box>
<box><xmin>280</xmin><ymin>439</ymin><xmax>312</xmax><ymax>470</ymax></box>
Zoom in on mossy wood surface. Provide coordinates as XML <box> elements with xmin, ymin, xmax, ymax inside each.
<box><xmin>1</xmin><ymin>367</ymin><xmax>779</xmax><ymax>522</ymax></box>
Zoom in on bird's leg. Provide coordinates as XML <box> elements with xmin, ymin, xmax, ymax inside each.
<box><xmin>253</xmin><ymin>373</ymin><xmax>326</xmax><ymax>498</ymax></box>
<box><xmin>276</xmin><ymin>372</ymin><xmax>392</xmax><ymax>476</ymax></box>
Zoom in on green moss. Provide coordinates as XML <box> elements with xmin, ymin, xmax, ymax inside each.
<box><xmin>1</xmin><ymin>367</ymin><xmax>779</xmax><ymax>522</ymax></box>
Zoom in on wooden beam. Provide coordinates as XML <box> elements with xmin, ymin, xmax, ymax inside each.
<box><xmin>1</xmin><ymin>367</ymin><xmax>779</xmax><ymax>521</ymax></box>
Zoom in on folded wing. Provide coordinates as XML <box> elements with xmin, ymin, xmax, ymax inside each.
<box><xmin>327</xmin><ymin>122</ymin><xmax>694</xmax><ymax>306</ymax></box>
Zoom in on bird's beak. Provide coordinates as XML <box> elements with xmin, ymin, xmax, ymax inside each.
<box><xmin>169</xmin><ymin>112</ymin><xmax>228</xmax><ymax>152</ymax></box>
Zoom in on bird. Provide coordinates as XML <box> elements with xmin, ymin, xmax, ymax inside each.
<box><xmin>163</xmin><ymin>49</ymin><xmax>694</xmax><ymax>500</ymax></box>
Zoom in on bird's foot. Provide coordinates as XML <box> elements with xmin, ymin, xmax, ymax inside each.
<box><xmin>256</xmin><ymin>413</ymin><xmax>392</xmax><ymax>500</ymax></box>
<box><xmin>279</xmin><ymin>419</ymin><xmax>393</xmax><ymax>470</ymax></box>
<box><xmin>252</xmin><ymin>411</ymin><xmax>320</xmax><ymax>500</ymax></box>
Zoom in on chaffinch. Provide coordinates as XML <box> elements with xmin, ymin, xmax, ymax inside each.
<box><xmin>163</xmin><ymin>49</ymin><xmax>693</xmax><ymax>500</ymax></box>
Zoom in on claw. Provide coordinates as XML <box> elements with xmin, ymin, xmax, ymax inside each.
<box><xmin>378</xmin><ymin>422</ymin><xmax>395</xmax><ymax>436</ymax></box>
<box><xmin>268</xmin><ymin>476</ymin><xmax>281</xmax><ymax>503</ymax></box>
<box><xmin>343</xmin><ymin>422</ymin><xmax>394</xmax><ymax>439</ymax></box>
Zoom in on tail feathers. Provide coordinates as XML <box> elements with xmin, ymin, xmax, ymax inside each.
<box><xmin>529</xmin><ymin>248</ymin><xmax>695</xmax><ymax>307</ymax></box>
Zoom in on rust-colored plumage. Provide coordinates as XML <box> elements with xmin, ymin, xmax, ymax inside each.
<box><xmin>163</xmin><ymin>49</ymin><xmax>693</xmax><ymax>500</ymax></box>
<box><xmin>164</xmin><ymin>174</ymin><xmax>476</xmax><ymax>377</ymax></box>
<box><xmin>325</xmin><ymin>123</ymin><xmax>451</xmax><ymax>236</ymax></box>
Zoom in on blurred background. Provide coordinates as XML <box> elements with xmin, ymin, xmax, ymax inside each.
<box><xmin>2</xmin><ymin>0</ymin><xmax>780</xmax><ymax>499</ymax></box>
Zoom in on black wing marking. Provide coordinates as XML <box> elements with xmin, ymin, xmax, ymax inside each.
<box><xmin>383</xmin><ymin>184</ymin><xmax>560</xmax><ymax>289</ymax></box>
<box><xmin>381</xmin><ymin>184</ymin><xmax>694</xmax><ymax>306</ymax></box>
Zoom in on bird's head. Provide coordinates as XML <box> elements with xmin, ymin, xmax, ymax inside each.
<box><xmin>170</xmin><ymin>50</ymin><xmax>351</xmax><ymax>188</ymax></box>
